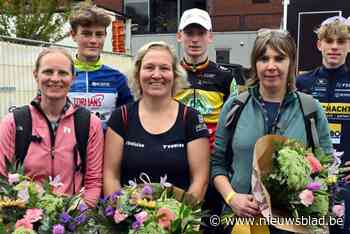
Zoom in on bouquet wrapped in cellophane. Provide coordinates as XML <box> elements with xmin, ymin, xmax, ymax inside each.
<box><xmin>90</xmin><ymin>173</ymin><xmax>203</xmax><ymax>234</ymax></box>
<box><xmin>0</xmin><ymin>158</ymin><xmax>93</xmax><ymax>234</ymax></box>
<box><xmin>251</xmin><ymin>135</ymin><xmax>346</xmax><ymax>234</ymax></box>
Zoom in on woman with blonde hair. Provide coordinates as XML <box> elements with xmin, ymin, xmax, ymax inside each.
<box><xmin>104</xmin><ymin>41</ymin><xmax>210</xmax><ymax>201</ymax></box>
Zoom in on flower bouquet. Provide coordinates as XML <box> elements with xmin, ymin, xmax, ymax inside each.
<box><xmin>0</xmin><ymin>158</ymin><xmax>92</xmax><ymax>234</ymax></box>
<box><xmin>90</xmin><ymin>173</ymin><xmax>202</xmax><ymax>234</ymax></box>
<box><xmin>251</xmin><ymin>135</ymin><xmax>345</xmax><ymax>233</ymax></box>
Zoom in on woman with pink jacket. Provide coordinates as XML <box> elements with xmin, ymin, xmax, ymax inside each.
<box><xmin>0</xmin><ymin>48</ymin><xmax>104</xmax><ymax>207</ymax></box>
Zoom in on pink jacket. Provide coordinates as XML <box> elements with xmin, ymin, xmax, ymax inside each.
<box><xmin>0</xmin><ymin>104</ymin><xmax>104</xmax><ymax>207</ymax></box>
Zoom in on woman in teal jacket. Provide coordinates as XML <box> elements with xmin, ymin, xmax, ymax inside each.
<box><xmin>211</xmin><ymin>29</ymin><xmax>333</xmax><ymax>233</ymax></box>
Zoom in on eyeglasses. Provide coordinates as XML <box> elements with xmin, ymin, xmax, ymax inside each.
<box><xmin>321</xmin><ymin>16</ymin><xmax>350</xmax><ymax>27</ymax></box>
<box><xmin>256</xmin><ymin>28</ymin><xmax>290</xmax><ymax>38</ymax></box>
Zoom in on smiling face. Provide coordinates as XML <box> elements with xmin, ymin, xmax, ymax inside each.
<box><xmin>34</xmin><ymin>52</ymin><xmax>74</xmax><ymax>101</ymax></box>
<box><xmin>176</xmin><ymin>24</ymin><xmax>213</xmax><ymax>62</ymax></box>
<box><xmin>138</xmin><ymin>47</ymin><xmax>175</xmax><ymax>99</ymax></box>
<box><xmin>71</xmin><ymin>25</ymin><xmax>106</xmax><ymax>62</ymax></box>
<box><xmin>317</xmin><ymin>35</ymin><xmax>350</xmax><ymax>69</ymax></box>
<box><xmin>256</xmin><ymin>46</ymin><xmax>290</xmax><ymax>94</ymax></box>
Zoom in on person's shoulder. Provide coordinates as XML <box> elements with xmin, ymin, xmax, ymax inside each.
<box><xmin>209</xmin><ymin>61</ymin><xmax>232</xmax><ymax>74</ymax></box>
<box><xmin>100</xmin><ymin>65</ymin><xmax>125</xmax><ymax>75</ymax></box>
<box><xmin>179</xmin><ymin>102</ymin><xmax>197</xmax><ymax>115</ymax></box>
<box><xmin>296</xmin><ymin>68</ymin><xmax>321</xmax><ymax>89</ymax></box>
<box><xmin>0</xmin><ymin>112</ymin><xmax>15</xmax><ymax>127</ymax></box>
<box><xmin>297</xmin><ymin>67</ymin><xmax>321</xmax><ymax>80</ymax></box>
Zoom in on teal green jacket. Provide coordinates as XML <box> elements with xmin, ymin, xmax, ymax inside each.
<box><xmin>210</xmin><ymin>86</ymin><xmax>333</xmax><ymax>194</ymax></box>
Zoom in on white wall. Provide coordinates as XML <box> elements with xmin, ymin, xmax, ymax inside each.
<box><xmin>0</xmin><ymin>41</ymin><xmax>133</xmax><ymax>118</ymax></box>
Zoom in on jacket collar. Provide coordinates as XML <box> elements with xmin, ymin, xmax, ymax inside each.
<box><xmin>181</xmin><ymin>57</ymin><xmax>209</xmax><ymax>72</ymax></box>
<box><xmin>248</xmin><ymin>85</ymin><xmax>297</xmax><ymax>107</ymax></box>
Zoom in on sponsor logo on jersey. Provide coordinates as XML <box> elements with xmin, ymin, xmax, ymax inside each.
<box><xmin>329</xmin><ymin>123</ymin><xmax>341</xmax><ymax>145</ymax></box>
<box><xmin>91</xmin><ymin>81</ymin><xmax>111</xmax><ymax>87</ymax></box>
<box><xmin>125</xmin><ymin>141</ymin><xmax>145</xmax><ymax>148</ymax></box>
<box><xmin>321</xmin><ymin>103</ymin><xmax>350</xmax><ymax>115</ymax></box>
<box><xmin>73</xmin><ymin>94</ymin><xmax>105</xmax><ymax>107</ymax></box>
<box><xmin>163</xmin><ymin>143</ymin><xmax>184</xmax><ymax>149</ymax></box>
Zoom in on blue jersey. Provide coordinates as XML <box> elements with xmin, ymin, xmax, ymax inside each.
<box><xmin>299</xmin><ymin>65</ymin><xmax>350</xmax><ymax>232</ymax></box>
<box><xmin>297</xmin><ymin>65</ymin><xmax>350</xmax><ymax>161</ymax></box>
<box><xmin>69</xmin><ymin>64</ymin><xmax>133</xmax><ymax>129</ymax></box>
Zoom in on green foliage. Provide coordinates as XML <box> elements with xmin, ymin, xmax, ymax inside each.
<box><xmin>0</xmin><ymin>0</ymin><xmax>71</xmax><ymax>43</ymax></box>
<box><xmin>277</xmin><ymin>147</ymin><xmax>311</xmax><ymax>190</ymax></box>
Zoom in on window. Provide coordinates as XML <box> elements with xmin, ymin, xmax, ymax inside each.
<box><xmin>125</xmin><ymin>0</ymin><xmax>206</xmax><ymax>34</ymax></box>
<box><xmin>216</xmin><ymin>49</ymin><xmax>230</xmax><ymax>64</ymax></box>
<box><xmin>252</xmin><ymin>0</ymin><xmax>270</xmax><ymax>3</ymax></box>
<box><xmin>125</xmin><ymin>0</ymin><xmax>149</xmax><ymax>34</ymax></box>
<box><xmin>150</xmin><ymin>0</ymin><xmax>177</xmax><ymax>33</ymax></box>
<box><xmin>125</xmin><ymin>0</ymin><xmax>178</xmax><ymax>34</ymax></box>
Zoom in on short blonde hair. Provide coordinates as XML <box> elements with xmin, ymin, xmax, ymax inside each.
<box><xmin>129</xmin><ymin>41</ymin><xmax>189</xmax><ymax>99</ymax></box>
<box><xmin>247</xmin><ymin>29</ymin><xmax>297</xmax><ymax>92</ymax></box>
<box><xmin>316</xmin><ymin>16</ymin><xmax>350</xmax><ymax>40</ymax></box>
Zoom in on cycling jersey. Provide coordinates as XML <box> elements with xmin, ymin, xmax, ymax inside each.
<box><xmin>175</xmin><ymin>58</ymin><xmax>237</xmax><ymax>146</ymax></box>
<box><xmin>297</xmin><ymin>64</ymin><xmax>350</xmax><ymax>161</ymax></box>
<box><xmin>69</xmin><ymin>60</ymin><xmax>133</xmax><ymax>129</ymax></box>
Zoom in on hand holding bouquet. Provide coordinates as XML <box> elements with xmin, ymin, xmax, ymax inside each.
<box><xmin>251</xmin><ymin>135</ymin><xmax>346</xmax><ymax>233</ymax></box>
<box><xmin>91</xmin><ymin>173</ymin><xmax>203</xmax><ymax>234</ymax></box>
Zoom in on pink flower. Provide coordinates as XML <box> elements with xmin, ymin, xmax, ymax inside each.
<box><xmin>305</xmin><ymin>154</ymin><xmax>322</xmax><ymax>174</ymax></box>
<box><xmin>135</xmin><ymin>211</ymin><xmax>148</xmax><ymax>224</ymax></box>
<box><xmin>8</xmin><ymin>173</ymin><xmax>20</xmax><ymax>185</ymax></box>
<box><xmin>157</xmin><ymin>207</ymin><xmax>176</xmax><ymax>230</ymax></box>
<box><xmin>299</xmin><ymin>189</ymin><xmax>314</xmax><ymax>207</ymax></box>
<box><xmin>332</xmin><ymin>204</ymin><xmax>345</xmax><ymax>217</ymax></box>
<box><xmin>15</xmin><ymin>218</ymin><xmax>33</xmax><ymax>230</ymax></box>
<box><xmin>113</xmin><ymin>210</ymin><xmax>128</xmax><ymax>224</ymax></box>
<box><xmin>24</xmin><ymin>208</ymin><xmax>43</xmax><ymax>223</ymax></box>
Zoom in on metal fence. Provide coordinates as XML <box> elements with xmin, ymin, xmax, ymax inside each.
<box><xmin>0</xmin><ymin>36</ymin><xmax>133</xmax><ymax>119</ymax></box>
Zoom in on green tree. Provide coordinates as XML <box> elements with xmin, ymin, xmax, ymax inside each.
<box><xmin>0</xmin><ymin>0</ymin><xmax>71</xmax><ymax>43</ymax></box>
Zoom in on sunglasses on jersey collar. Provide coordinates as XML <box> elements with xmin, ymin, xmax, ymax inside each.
<box><xmin>256</xmin><ymin>28</ymin><xmax>290</xmax><ymax>38</ymax></box>
<box><xmin>321</xmin><ymin>16</ymin><xmax>350</xmax><ymax>27</ymax></box>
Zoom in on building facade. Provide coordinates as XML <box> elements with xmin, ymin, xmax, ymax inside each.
<box><xmin>94</xmin><ymin>0</ymin><xmax>283</xmax><ymax>66</ymax></box>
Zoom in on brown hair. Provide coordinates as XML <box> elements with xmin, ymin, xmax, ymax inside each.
<box><xmin>69</xmin><ymin>2</ymin><xmax>111</xmax><ymax>32</ymax></box>
<box><xmin>35</xmin><ymin>47</ymin><xmax>74</xmax><ymax>75</ymax></box>
<box><xmin>247</xmin><ymin>29</ymin><xmax>297</xmax><ymax>92</ymax></box>
<box><xmin>129</xmin><ymin>41</ymin><xmax>189</xmax><ymax>99</ymax></box>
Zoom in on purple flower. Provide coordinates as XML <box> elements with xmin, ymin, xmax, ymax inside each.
<box><xmin>132</xmin><ymin>220</ymin><xmax>141</xmax><ymax>230</ymax></box>
<box><xmin>67</xmin><ymin>222</ymin><xmax>76</xmax><ymax>232</ymax></box>
<box><xmin>78</xmin><ymin>202</ymin><xmax>88</xmax><ymax>212</ymax></box>
<box><xmin>59</xmin><ymin>212</ymin><xmax>72</xmax><ymax>224</ymax></box>
<box><xmin>111</xmin><ymin>190</ymin><xmax>123</xmax><ymax>201</ymax></box>
<box><xmin>142</xmin><ymin>185</ymin><xmax>153</xmax><ymax>196</ymax></box>
<box><xmin>75</xmin><ymin>214</ymin><xmax>87</xmax><ymax>224</ymax></box>
<box><xmin>104</xmin><ymin>205</ymin><xmax>115</xmax><ymax>217</ymax></box>
<box><xmin>52</xmin><ymin>224</ymin><xmax>65</xmax><ymax>234</ymax></box>
<box><xmin>100</xmin><ymin>196</ymin><xmax>109</xmax><ymax>204</ymax></box>
<box><xmin>306</xmin><ymin>182</ymin><xmax>321</xmax><ymax>191</ymax></box>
